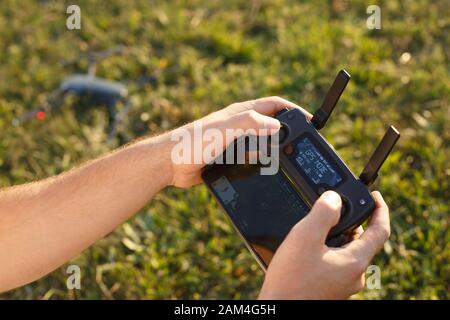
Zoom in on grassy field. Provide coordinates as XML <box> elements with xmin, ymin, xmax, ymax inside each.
<box><xmin>0</xmin><ymin>0</ymin><xmax>448</xmax><ymax>299</ymax></box>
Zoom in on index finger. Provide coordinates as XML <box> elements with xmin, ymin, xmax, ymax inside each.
<box><xmin>230</xmin><ymin>96</ymin><xmax>313</xmax><ymax>119</ymax></box>
<box><xmin>345</xmin><ymin>191</ymin><xmax>390</xmax><ymax>265</ymax></box>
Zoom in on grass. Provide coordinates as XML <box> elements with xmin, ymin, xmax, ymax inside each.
<box><xmin>0</xmin><ymin>0</ymin><xmax>448</xmax><ymax>299</ymax></box>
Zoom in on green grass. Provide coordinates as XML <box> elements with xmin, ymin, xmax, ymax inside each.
<box><xmin>0</xmin><ymin>0</ymin><xmax>448</xmax><ymax>299</ymax></box>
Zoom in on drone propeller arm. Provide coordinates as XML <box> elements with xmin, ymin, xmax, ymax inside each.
<box><xmin>107</xmin><ymin>98</ymin><xmax>133</xmax><ymax>141</ymax></box>
<box><xmin>12</xmin><ymin>89</ymin><xmax>64</xmax><ymax>126</ymax></box>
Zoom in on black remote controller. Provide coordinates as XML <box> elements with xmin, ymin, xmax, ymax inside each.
<box><xmin>201</xmin><ymin>69</ymin><xmax>400</xmax><ymax>269</ymax></box>
<box><xmin>274</xmin><ymin>70</ymin><xmax>399</xmax><ymax>246</ymax></box>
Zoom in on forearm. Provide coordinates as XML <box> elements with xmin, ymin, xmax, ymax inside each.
<box><xmin>0</xmin><ymin>133</ymin><xmax>173</xmax><ymax>292</ymax></box>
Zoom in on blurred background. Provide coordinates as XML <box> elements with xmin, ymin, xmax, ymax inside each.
<box><xmin>0</xmin><ymin>0</ymin><xmax>448</xmax><ymax>299</ymax></box>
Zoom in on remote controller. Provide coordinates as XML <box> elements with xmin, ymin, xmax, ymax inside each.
<box><xmin>275</xmin><ymin>70</ymin><xmax>399</xmax><ymax>245</ymax></box>
<box><xmin>202</xmin><ymin>69</ymin><xmax>400</xmax><ymax>268</ymax></box>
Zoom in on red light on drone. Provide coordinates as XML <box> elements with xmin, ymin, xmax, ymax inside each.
<box><xmin>35</xmin><ymin>111</ymin><xmax>46</xmax><ymax>121</ymax></box>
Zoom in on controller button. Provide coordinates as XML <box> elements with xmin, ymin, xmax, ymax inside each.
<box><xmin>283</xmin><ymin>144</ymin><xmax>294</xmax><ymax>155</ymax></box>
<box><xmin>339</xmin><ymin>195</ymin><xmax>349</xmax><ymax>219</ymax></box>
<box><xmin>279</xmin><ymin>125</ymin><xmax>288</xmax><ymax>143</ymax></box>
<box><xmin>318</xmin><ymin>187</ymin><xmax>327</xmax><ymax>195</ymax></box>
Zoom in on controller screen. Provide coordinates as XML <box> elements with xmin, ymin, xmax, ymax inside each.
<box><xmin>209</xmin><ymin>163</ymin><xmax>309</xmax><ymax>266</ymax></box>
<box><xmin>295</xmin><ymin>136</ymin><xmax>342</xmax><ymax>187</ymax></box>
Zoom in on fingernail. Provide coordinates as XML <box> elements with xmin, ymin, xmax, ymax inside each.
<box><xmin>322</xmin><ymin>191</ymin><xmax>341</xmax><ymax>206</ymax></box>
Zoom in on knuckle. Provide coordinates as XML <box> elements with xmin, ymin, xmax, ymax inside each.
<box><xmin>290</xmin><ymin>221</ymin><xmax>310</xmax><ymax>241</ymax></box>
<box><xmin>377</xmin><ymin>225</ymin><xmax>391</xmax><ymax>241</ymax></box>
<box><xmin>352</xmin><ymin>275</ymin><xmax>366</xmax><ymax>293</ymax></box>
<box><xmin>256</xmin><ymin>96</ymin><xmax>282</xmax><ymax>104</ymax></box>
<box><xmin>269</xmin><ymin>95</ymin><xmax>282</xmax><ymax>101</ymax></box>
<box><xmin>320</xmin><ymin>200</ymin><xmax>341</xmax><ymax>220</ymax></box>
<box><xmin>226</xmin><ymin>101</ymin><xmax>248</xmax><ymax>114</ymax></box>
<box><xmin>226</xmin><ymin>102</ymin><xmax>240</xmax><ymax>110</ymax></box>
<box><xmin>242</xmin><ymin>110</ymin><xmax>259</xmax><ymax>125</ymax></box>
<box><xmin>270</xmin><ymin>96</ymin><xmax>284</xmax><ymax>105</ymax></box>
<box><xmin>232</xmin><ymin>102</ymin><xmax>241</xmax><ymax>109</ymax></box>
<box><xmin>349</xmin><ymin>258</ymin><xmax>367</xmax><ymax>278</ymax></box>
<box><xmin>291</xmin><ymin>221</ymin><xmax>304</xmax><ymax>236</ymax></box>
<box><xmin>384</xmin><ymin>225</ymin><xmax>391</xmax><ymax>239</ymax></box>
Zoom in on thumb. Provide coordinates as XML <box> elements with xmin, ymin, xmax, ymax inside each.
<box><xmin>300</xmin><ymin>191</ymin><xmax>342</xmax><ymax>245</ymax></box>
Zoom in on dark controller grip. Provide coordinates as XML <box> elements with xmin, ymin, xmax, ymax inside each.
<box><xmin>326</xmin><ymin>233</ymin><xmax>347</xmax><ymax>247</ymax></box>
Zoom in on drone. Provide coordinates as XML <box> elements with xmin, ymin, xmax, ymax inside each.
<box><xmin>12</xmin><ymin>46</ymin><xmax>173</xmax><ymax>141</ymax></box>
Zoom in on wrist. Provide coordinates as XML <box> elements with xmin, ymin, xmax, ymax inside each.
<box><xmin>136</xmin><ymin>132</ymin><xmax>176</xmax><ymax>188</ymax></box>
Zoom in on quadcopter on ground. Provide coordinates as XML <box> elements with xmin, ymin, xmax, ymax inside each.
<box><xmin>13</xmin><ymin>46</ymin><xmax>175</xmax><ymax>142</ymax></box>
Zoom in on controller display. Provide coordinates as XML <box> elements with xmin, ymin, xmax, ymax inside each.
<box><xmin>293</xmin><ymin>135</ymin><xmax>343</xmax><ymax>188</ymax></box>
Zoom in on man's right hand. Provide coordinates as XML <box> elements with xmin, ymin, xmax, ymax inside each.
<box><xmin>259</xmin><ymin>190</ymin><xmax>390</xmax><ymax>299</ymax></box>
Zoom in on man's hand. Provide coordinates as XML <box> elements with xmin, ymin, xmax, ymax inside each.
<box><xmin>259</xmin><ymin>191</ymin><xmax>390</xmax><ymax>300</ymax></box>
<box><xmin>167</xmin><ymin>96</ymin><xmax>311</xmax><ymax>188</ymax></box>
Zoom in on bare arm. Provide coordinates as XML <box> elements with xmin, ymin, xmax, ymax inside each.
<box><xmin>0</xmin><ymin>134</ymin><xmax>173</xmax><ymax>292</ymax></box>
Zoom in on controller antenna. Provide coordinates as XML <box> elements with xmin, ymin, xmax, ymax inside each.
<box><xmin>312</xmin><ymin>69</ymin><xmax>351</xmax><ymax>130</ymax></box>
<box><xmin>359</xmin><ymin>125</ymin><xmax>400</xmax><ymax>186</ymax></box>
